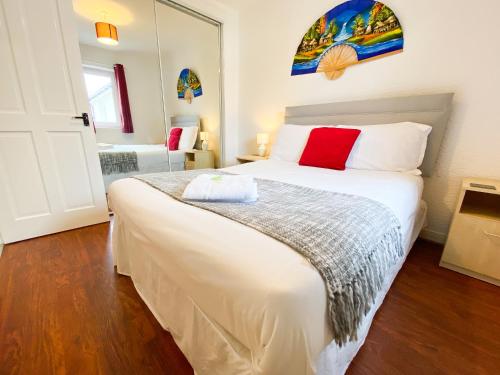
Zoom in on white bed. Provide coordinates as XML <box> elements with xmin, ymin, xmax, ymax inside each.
<box><xmin>109</xmin><ymin>95</ymin><xmax>453</xmax><ymax>374</ymax></box>
<box><xmin>100</xmin><ymin>144</ymin><xmax>186</xmax><ymax>190</ymax></box>
<box><xmin>109</xmin><ymin>160</ymin><xmax>425</xmax><ymax>375</ymax></box>
<box><xmin>99</xmin><ymin>115</ymin><xmax>201</xmax><ymax>191</ymax></box>
<box><xmin>110</xmin><ymin>160</ymin><xmax>425</xmax><ymax>374</ymax></box>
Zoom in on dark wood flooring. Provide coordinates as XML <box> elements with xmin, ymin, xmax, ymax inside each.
<box><xmin>0</xmin><ymin>222</ymin><xmax>499</xmax><ymax>374</ymax></box>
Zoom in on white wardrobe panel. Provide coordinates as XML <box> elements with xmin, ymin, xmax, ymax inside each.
<box><xmin>0</xmin><ymin>132</ymin><xmax>50</xmax><ymax>219</ymax></box>
<box><xmin>47</xmin><ymin>131</ymin><xmax>94</xmax><ymax>210</ymax></box>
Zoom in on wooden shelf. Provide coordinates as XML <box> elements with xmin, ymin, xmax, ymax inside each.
<box><xmin>459</xmin><ymin>190</ymin><xmax>500</xmax><ymax>221</ymax></box>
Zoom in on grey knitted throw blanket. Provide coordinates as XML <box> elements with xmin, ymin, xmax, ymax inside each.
<box><xmin>99</xmin><ymin>151</ymin><xmax>138</xmax><ymax>175</ymax></box>
<box><xmin>134</xmin><ymin>169</ymin><xmax>403</xmax><ymax>345</ymax></box>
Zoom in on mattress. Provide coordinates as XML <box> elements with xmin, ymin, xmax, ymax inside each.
<box><xmin>109</xmin><ymin>160</ymin><xmax>425</xmax><ymax>374</ymax></box>
<box><xmin>99</xmin><ymin>144</ymin><xmax>187</xmax><ymax>190</ymax></box>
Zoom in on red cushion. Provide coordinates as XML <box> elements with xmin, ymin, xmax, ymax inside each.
<box><xmin>167</xmin><ymin>127</ymin><xmax>183</xmax><ymax>150</ymax></box>
<box><xmin>299</xmin><ymin>127</ymin><xmax>361</xmax><ymax>170</ymax></box>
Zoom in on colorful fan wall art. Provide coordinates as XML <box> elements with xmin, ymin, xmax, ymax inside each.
<box><xmin>177</xmin><ymin>68</ymin><xmax>202</xmax><ymax>104</ymax></box>
<box><xmin>291</xmin><ymin>0</ymin><xmax>403</xmax><ymax>80</ymax></box>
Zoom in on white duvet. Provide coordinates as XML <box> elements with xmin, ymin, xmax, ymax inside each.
<box><xmin>109</xmin><ymin>160</ymin><xmax>424</xmax><ymax>374</ymax></box>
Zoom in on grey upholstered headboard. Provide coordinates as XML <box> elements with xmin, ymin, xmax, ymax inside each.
<box><xmin>170</xmin><ymin>115</ymin><xmax>200</xmax><ymax>128</ymax></box>
<box><xmin>170</xmin><ymin>115</ymin><xmax>201</xmax><ymax>148</ymax></box>
<box><xmin>284</xmin><ymin>93</ymin><xmax>454</xmax><ymax>176</ymax></box>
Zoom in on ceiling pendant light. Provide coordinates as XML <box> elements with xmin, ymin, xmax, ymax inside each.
<box><xmin>95</xmin><ymin>21</ymin><xmax>119</xmax><ymax>46</ymax></box>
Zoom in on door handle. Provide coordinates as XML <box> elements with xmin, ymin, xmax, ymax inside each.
<box><xmin>72</xmin><ymin>113</ymin><xmax>90</xmax><ymax>126</ymax></box>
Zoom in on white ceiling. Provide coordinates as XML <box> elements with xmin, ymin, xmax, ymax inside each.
<box><xmin>73</xmin><ymin>0</ymin><xmax>159</xmax><ymax>52</ymax></box>
<box><xmin>73</xmin><ymin>0</ymin><xmax>243</xmax><ymax>52</ymax></box>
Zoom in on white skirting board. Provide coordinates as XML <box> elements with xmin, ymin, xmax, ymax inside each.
<box><xmin>419</xmin><ymin>228</ymin><xmax>447</xmax><ymax>244</ymax></box>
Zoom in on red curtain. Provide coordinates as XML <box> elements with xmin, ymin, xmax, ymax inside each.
<box><xmin>114</xmin><ymin>64</ymin><xmax>134</xmax><ymax>133</ymax></box>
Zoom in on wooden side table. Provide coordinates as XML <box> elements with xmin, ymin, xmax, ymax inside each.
<box><xmin>236</xmin><ymin>154</ymin><xmax>268</xmax><ymax>164</ymax></box>
<box><xmin>440</xmin><ymin>178</ymin><xmax>500</xmax><ymax>286</ymax></box>
<box><xmin>185</xmin><ymin>150</ymin><xmax>214</xmax><ymax>170</ymax></box>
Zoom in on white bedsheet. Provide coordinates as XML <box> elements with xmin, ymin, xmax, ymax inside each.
<box><xmin>109</xmin><ymin>160</ymin><xmax>424</xmax><ymax>374</ymax></box>
<box><xmin>100</xmin><ymin>144</ymin><xmax>187</xmax><ymax>190</ymax></box>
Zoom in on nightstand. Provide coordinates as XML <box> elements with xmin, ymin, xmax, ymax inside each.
<box><xmin>185</xmin><ymin>150</ymin><xmax>214</xmax><ymax>170</ymax></box>
<box><xmin>440</xmin><ymin>178</ymin><xmax>500</xmax><ymax>286</ymax></box>
<box><xmin>236</xmin><ymin>154</ymin><xmax>268</xmax><ymax>164</ymax></box>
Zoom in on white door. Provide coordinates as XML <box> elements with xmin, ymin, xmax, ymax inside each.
<box><xmin>0</xmin><ymin>0</ymin><xmax>109</xmax><ymax>243</ymax></box>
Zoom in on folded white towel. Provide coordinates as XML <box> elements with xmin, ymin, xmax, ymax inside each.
<box><xmin>182</xmin><ymin>174</ymin><xmax>258</xmax><ymax>202</ymax></box>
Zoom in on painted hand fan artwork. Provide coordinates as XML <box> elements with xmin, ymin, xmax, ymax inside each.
<box><xmin>177</xmin><ymin>68</ymin><xmax>202</xmax><ymax>104</ymax></box>
<box><xmin>291</xmin><ymin>0</ymin><xmax>403</xmax><ymax>80</ymax></box>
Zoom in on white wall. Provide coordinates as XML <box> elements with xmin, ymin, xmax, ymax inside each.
<box><xmin>79</xmin><ymin>44</ymin><xmax>165</xmax><ymax>145</ymax></box>
<box><xmin>231</xmin><ymin>0</ymin><xmax>500</xmax><ymax>243</ymax></box>
<box><xmin>156</xmin><ymin>3</ymin><xmax>221</xmax><ymax>166</ymax></box>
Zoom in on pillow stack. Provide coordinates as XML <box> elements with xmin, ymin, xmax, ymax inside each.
<box><xmin>269</xmin><ymin>122</ymin><xmax>432</xmax><ymax>174</ymax></box>
<box><xmin>167</xmin><ymin>126</ymin><xmax>198</xmax><ymax>150</ymax></box>
<box><xmin>269</xmin><ymin>124</ymin><xmax>323</xmax><ymax>162</ymax></box>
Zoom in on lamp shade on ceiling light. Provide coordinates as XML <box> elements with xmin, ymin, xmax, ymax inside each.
<box><xmin>95</xmin><ymin>22</ymin><xmax>119</xmax><ymax>46</ymax></box>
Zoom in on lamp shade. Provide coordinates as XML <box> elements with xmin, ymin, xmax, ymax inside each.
<box><xmin>95</xmin><ymin>22</ymin><xmax>119</xmax><ymax>46</ymax></box>
<box><xmin>257</xmin><ymin>133</ymin><xmax>269</xmax><ymax>145</ymax></box>
<box><xmin>200</xmin><ymin>131</ymin><xmax>209</xmax><ymax>141</ymax></box>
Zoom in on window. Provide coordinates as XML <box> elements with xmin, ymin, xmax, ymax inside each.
<box><xmin>83</xmin><ymin>66</ymin><xmax>120</xmax><ymax>128</ymax></box>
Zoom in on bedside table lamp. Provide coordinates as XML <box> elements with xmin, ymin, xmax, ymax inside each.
<box><xmin>200</xmin><ymin>131</ymin><xmax>209</xmax><ymax>151</ymax></box>
<box><xmin>257</xmin><ymin>133</ymin><xmax>269</xmax><ymax>157</ymax></box>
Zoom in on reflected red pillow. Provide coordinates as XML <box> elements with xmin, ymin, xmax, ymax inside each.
<box><xmin>167</xmin><ymin>127</ymin><xmax>183</xmax><ymax>150</ymax></box>
<box><xmin>299</xmin><ymin>127</ymin><xmax>361</xmax><ymax>170</ymax></box>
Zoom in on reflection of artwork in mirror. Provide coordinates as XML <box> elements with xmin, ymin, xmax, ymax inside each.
<box><xmin>291</xmin><ymin>0</ymin><xmax>403</xmax><ymax>80</ymax></box>
<box><xmin>177</xmin><ymin>68</ymin><xmax>202</xmax><ymax>104</ymax></box>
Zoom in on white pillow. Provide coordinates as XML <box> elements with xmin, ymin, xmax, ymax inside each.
<box><xmin>337</xmin><ymin>122</ymin><xmax>432</xmax><ymax>174</ymax></box>
<box><xmin>176</xmin><ymin>126</ymin><xmax>198</xmax><ymax>150</ymax></box>
<box><xmin>270</xmin><ymin>124</ymin><xmax>327</xmax><ymax>162</ymax></box>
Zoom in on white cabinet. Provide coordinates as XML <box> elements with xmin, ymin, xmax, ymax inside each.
<box><xmin>440</xmin><ymin>178</ymin><xmax>500</xmax><ymax>285</ymax></box>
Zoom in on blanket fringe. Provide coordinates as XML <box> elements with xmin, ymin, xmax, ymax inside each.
<box><xmin>326</xmin><ymin>226</ymin><xmax>403</xmax><ymax>346</ymax></box>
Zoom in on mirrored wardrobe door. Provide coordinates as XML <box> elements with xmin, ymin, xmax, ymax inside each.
<box><xmin>74</xmin><ymin>0</ymin><xmax>170</xmax><ymax>191</ymax></box>
<box><xmin>155</xmin><ymin>0</ymin><xmax>223</xmax><ymax>170</ymax></box>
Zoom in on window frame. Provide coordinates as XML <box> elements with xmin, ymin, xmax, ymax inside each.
<box><xmin>82</xmin><ymin>64</ymin><xmax>121</xmax><ymax>129</ymax></box>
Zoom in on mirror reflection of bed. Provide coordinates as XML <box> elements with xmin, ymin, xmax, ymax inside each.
<box><xmin>74</xmin><ymin>0</ymin><xmax>222</xmax><ymax>192</ymax></box>
<box><xmin>97</xmin><ymin>115</ymin><xmax>203</xmax><ymax>190</ymax></box>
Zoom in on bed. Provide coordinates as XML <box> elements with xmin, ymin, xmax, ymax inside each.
<box><xmin>108</xmin><ymin>94</ymin><xmax>453</xmax><ymax>374</ymax></box>
<box><xmin>98</xmin><ymin>115</ymin><xmax>200</xmax><ymax>190</ymax></box>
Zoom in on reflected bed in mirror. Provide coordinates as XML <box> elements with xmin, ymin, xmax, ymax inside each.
<box><xmin>98</xmin><ymin>116</ymin><xmax>200</xmax><ymax>191</ymax></box>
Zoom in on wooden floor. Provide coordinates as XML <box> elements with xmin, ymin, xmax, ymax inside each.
<box><xmin>0</xmin><ymin>223</ymin><xmax>499</xmax><ymax>375</ymax></box>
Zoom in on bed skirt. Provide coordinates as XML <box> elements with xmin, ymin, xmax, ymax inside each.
<box><xmin>111</xmin><ymin>201</ymin><xmax>427</xmax><ymax>375</ymax></box>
